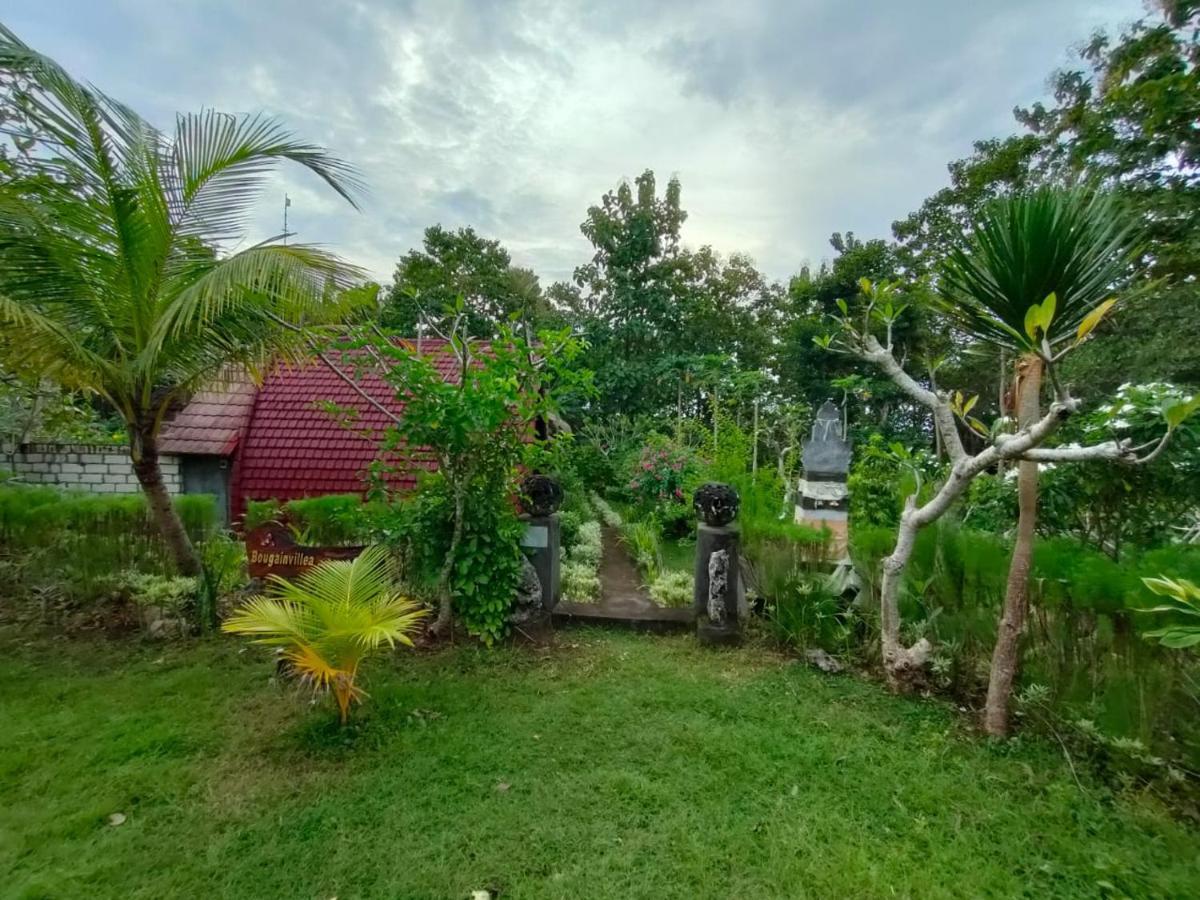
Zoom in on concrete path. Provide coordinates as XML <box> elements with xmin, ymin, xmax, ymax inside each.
<box><xmin>553</xmin><ymin>526</ymin><xmax>694</xmax><ymax>631</ymax></box>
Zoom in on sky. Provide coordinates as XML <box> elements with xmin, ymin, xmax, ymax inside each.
<box><xmin>6</xmin><ymin>0</ymin><xmax>1147</xmax><ymax>287</ymax></box>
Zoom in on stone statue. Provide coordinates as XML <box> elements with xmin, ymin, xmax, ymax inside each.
<box><xmin>796</xmin><ymin>400</ymin><xmax>852</xmax><ymax>557</ymax></box>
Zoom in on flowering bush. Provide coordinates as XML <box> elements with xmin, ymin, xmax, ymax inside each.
<box><xmin>649</xmin><ymin>571</ymin><xmax>693</xmax><ymax>608</ymax></box>
<box><xmin>626</xmin><ymin>445</ymin><xmax>695</xmax><ymax>510</ymax></box>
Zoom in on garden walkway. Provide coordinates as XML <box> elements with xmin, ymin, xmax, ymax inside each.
<box><xmin>553</xmin><ymin>527</ymin><xmax>693</xmax><ymax>631</ymax></box>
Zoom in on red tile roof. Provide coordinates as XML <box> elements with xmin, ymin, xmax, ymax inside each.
<box><xmin>160</xmin><ymin>377</ymin><xmax>257</xmax><ymax>455</ymax></box>
<box><xmin>232</xmin><ymin>339</ymin><xmax>466</xmax><ymax>506</ymax></box>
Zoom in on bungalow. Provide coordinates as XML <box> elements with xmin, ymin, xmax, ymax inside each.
<box><xmin>159</xmin><ymin>340</ymin><xmax>462</xmax><ymax>524</ymax></box>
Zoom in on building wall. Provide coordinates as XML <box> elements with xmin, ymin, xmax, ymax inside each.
<box><xmin>1</xmin><ymin>443</ymin><xmax>181</xmax><ymax>495</ymax></box>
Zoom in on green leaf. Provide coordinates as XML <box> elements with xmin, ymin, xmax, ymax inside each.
<box><xmin>1040</xmin><ymin>292</ymin><xmax>1057</xmax><ymax>332</ymax></box>
<box><xmin>1163</xmin><ymin>396</ymin><xmax>1200</xmax><ymax>430</ymax></box>
<box><xmin>1024</xmin><ymin>303</ymin><xmax>1042</xmax><ymax>342</ymax></box>
<box><xmin>835</xmin><ymin>298</ymin><xmax>849</xmax><ymax>316</ymax></box>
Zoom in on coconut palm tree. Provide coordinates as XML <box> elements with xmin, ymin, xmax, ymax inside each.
<box><xmin>223</xmin><ymin>546</ymin><xmax>427</xmax><ymax>724</ymax></box>
<box><xmin>938</xmin><ymin>187</ymin><xmax>1142</xmax><ymax>736</ymax></box>
<box><xmin>0</xmin><ymin>25</ymin><xmax>366</xmax><ymax>577</ymax></box>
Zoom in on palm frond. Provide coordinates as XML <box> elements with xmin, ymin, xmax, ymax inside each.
<box><xmin>294</xmin><ymin>545</ymin><xmax>396</xmax><ymax>610</ymax></box>
<box><xmin>152</xmin><ymin>242</ymin><xmax>364</xmax><ymax>348</ymax></box>
<box><xmin>0</xmin><ymin>25</ymin><xmax>367</xmax><ymax>447</ymax></box>
<box><xmin>936</xmin><ymin>188</ymin><xmax>1143</xmax><ymax>353</ymax></box>
<box><xmin>172</xmin><ymin>110</ymin><xmax>364</xmax><ymax>242</ymax></box>
<box><xmin>221</xmin><ymin>595</ymin><xmax>316</xmax><ymax>645</ymax></box>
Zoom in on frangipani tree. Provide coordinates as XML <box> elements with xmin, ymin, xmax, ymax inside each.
<box><xmin>818</xmin><ymin>191</ymin><xmax>1197</xmax><ymax>692</ymax></box>
<box><xmin>0</xmin><ymin>27</ymin><xmax>366</xmax><ymax>579</ymax></box>
<box><xmin>939</xmin><ymin>188</ymin><xmax>1143</xmax><ymax>735</ymax></box>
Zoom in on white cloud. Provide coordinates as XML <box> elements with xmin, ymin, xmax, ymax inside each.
<box><xmin>7</xmin><ymin>0</ymin><xmax>1147</xmax><ymax>285</ymax></box>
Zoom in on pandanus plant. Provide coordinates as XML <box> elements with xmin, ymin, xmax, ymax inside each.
<box><xmin>223</xmin><ymin>546</ymin><xmax>427</xmax><ymax>725</ymax></box>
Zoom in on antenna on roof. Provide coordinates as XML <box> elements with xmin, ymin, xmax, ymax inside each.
<box><xmin>282</xmin><ymin>194</ymin><xmax>291</xmax><ymax>244</ymax></box>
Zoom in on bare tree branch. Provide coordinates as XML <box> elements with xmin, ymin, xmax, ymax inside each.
<box><xmin>859</xmin><ymin>334</ymin><xmax>967</xmax><ymax>463</ymax></box>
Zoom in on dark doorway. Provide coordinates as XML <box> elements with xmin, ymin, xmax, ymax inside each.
<box><xmin>180</xmin><ymin>455</ymin><xmax>231</xmax><ymax>526</ymax></box>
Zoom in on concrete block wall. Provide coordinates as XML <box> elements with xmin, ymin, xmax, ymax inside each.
<box><xmin>2</xmin><ymin>443</ymin><xmax>181</xmax><ymax>495</ymax></box>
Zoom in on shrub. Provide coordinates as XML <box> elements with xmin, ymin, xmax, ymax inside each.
<box><xmin>649</xmin><ymin>571</ymin><xmax>693</xmax><ymax>608</ymax></box>
<box><xmin>590</xmin><ymin>493</ymin><xmax>623</xmax><ymax>528</ymax></box>
<box><xmin>558</xmin><ymin>508</ymin><xmax>584</xmax><ymax>551</ymax></box>
<box><xmin>570</xmin><ymin>520</ymin><xmax>603</xmax><ymax>567</ymax></box>
<box><xmin>562</xmin><ymin>560</ymin><xmax>601</xmax><ymax>603</ymax></box>
<box><xmin>389</xmin><ymin>474</ymin><xmax>524</xmax><ymax>646</ymax></box>
<box><xmin>626</xmin><ymin>444</ymin><xmax>695</xmax><ymax>512</ymax></box>
<box><xmin>243</xmin><ymin>498</ymin><xmax>282</xmax><ymax>532</ymax></box>
<box><xmin>243</xmin><ymin>494</ymin><xmax>386</xmax><ymax>546</ymax></box>
<box><xmin>122</xmin><ymin>572</ymin><xmax>200</xmax><ymax>636</ymax></box>
<box><xmin>223</xmin><ymin>546</ymin><xmax>426</xmax><ymax>724</ymax></box>
<box><xmin>199</xmin><ymin>532</ymin><xmax>248</xmax><ymax>605</ymax></box>
<box><xmin>764</xmin><ymin>572</ymin><xmax>853</xmax><ymax>654</ymax></box>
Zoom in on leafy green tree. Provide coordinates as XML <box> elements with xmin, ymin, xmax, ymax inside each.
<box><xmin>777</xmin><ymin>233</ymin><xmax>932</xmax><ymax>440</ymax></box>
<box><xmin>894</xmin><ymin>2</ymin><xmax>1200</xmax><ymax>398</ymax></box>
<box><xmin>382</xmin><ymin>225</ymin><xmax>552</xmax><ymax>336</ymax></box>
<box><xmin>339</xmin><ymin>311</ymin><xmax>591</xmax><ymax>639</ymax></box>
<box><xmin>1016</xmin><ymin>1</ymin><xmax>1200</xmax><ymax>281</ymax></box>
<box><xmin>1038</xmin><ymin>382</ymin><xmax>1200</xmax><ymax>556</ymax></box>
<box><xmin>568</xmin><ymin>170</ymin><xmax>785</xmax><ymax>427</ymax></box>
<box><xmin>0</xmin><ymin>26</ymin><xmax>365</xmax><ymax>578</ymax></box>
<box><xmin>571</xmin><ymin>170</ymin><xmax>689</xmax><ymax>418</ymax></box>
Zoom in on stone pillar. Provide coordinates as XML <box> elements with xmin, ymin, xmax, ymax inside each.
<box><xmin>517</xmin><ymin>474</ymin><xmax>564</xmax><ymax>612</ymax></box>
<box><xmin>795</xmin><ymin>400</ymin><xmax>852</xmax><ymax>559</ymax></box>
<box><xmin>519</xmin><ymin>514</ymin><xmax>561</xmax><ymax>609</ymax></box>
<box><xmin>693</xmin><ymin>482</ymin><xmax>742</xmax><ymax>646</ymax></box>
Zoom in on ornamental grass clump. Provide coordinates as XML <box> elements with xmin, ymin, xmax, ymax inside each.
<box><xmin>223</xmin><ymin>546</ymin><xmax>426</xmax><ymax>725</ymax></box>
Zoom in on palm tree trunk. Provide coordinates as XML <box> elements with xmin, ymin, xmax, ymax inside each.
<box><xmin>984</xmin><ymin>354</ymin><xmax>1042</xmax><ymax>737</ymax></box>
<box><xmin>130</xmin><ymin>428</ymin><xmax>202</xmax><ymax>577</ymax></box>
<box><xmin>431</xmin><ymin>480</ymin><xmax>467</xmax><ymax>635</ymax></box>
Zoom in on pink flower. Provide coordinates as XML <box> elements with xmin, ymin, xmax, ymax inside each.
<box><xmin>642</xmin><ymin>461</ymin><xmax>652</xmax><ymax>470</ymax></box>
<box><xmin>674</xmin><ymin>488</ymin><xmax>684</xmax><ymax>499</ymax></box>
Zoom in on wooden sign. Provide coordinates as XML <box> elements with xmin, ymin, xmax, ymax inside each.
<box><xmin>245</xmin><ymin>524</ymin><xmax>363</xmax><ymax>580</ymax></box>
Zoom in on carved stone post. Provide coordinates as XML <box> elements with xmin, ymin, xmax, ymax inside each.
<box><xmin>795</xmin><ymin>400</ymin><xmax>852</xmax><ymax>559</ymax></box>
<box><xmin>693</xmin><ymin>482</ymin><xmax>742</xmax><ymax>646</ymax></box>
<box><xmin>517</xmin><ymin>475</ymin><xmax>562</xmax><ymax>613</ymax></box>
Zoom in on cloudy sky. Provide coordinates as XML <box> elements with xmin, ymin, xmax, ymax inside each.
<box><xmin>7</xmin><ymin>0</ymin><xmax>1144</xmax><ymax>286</ymax></box>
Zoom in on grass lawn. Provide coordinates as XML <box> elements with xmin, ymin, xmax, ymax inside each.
<box><xmin>1</xmin><ymin>627</ymin><xmax>1197</xmax><ymax>899</ymax></box>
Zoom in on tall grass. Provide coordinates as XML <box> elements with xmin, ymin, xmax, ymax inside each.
<box><xmin>0</xmin><ymin>484</ymin><xmax>216</xmax><ymax>607</ymax></box>
<box><xmin>851</xmin><ymin>522</ymin><xmax>1200</xmax><ymax>774</ymax></box>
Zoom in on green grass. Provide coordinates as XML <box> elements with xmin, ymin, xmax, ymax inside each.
<box><xmin>1</xmin><ymin>628</ymin><xmax>1197</xmax><ymax>899</ymax></box>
